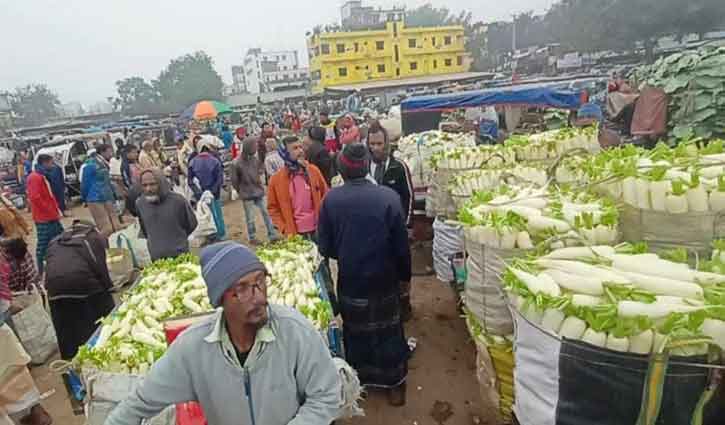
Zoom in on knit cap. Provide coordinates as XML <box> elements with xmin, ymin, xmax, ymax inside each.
<box><xmin>200</xmin><ymin>241</ymin><xmax>267</xmax><ymax>307</ymax></box>
<box><xmin>337</xmin><ymin>143</ymin><xmax>370</xmax><ymax>180</ymax></box>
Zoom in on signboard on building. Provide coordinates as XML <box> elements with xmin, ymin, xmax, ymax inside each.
<box><xmin>557</xmin><ymin>53</ymin><xmax>583</xmax><ymax>69</ymax></box>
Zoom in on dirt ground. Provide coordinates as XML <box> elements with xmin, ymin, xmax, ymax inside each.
<box><xmin>22</xmin><ymin>200</ymin><xmax>493</xmax><ymax>425</ymax></box>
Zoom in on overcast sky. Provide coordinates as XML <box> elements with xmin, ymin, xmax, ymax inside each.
<box><xmin>0</xmin><ymin>0</ymin><xmax>552</xmax><ymax>105</ymax></box>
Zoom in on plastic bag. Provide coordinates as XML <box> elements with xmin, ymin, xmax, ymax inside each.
<box><xmin>10</xmin><ymin>286</ymin><xmax>58</xmax><ymax>365</ymax></box>
<box><xmin>109</xmin><ymin>220</ymin><xmax>151</xmax><ymax>269</ymax></box>
<box><xmin>189</xmin><ymin>191</ymin><xmax>217</xmax><ymax>247</ymax></box>
<box><xmin>106</xmin><ymin>247</ymin><xmax>134</xmax><ymax>289</ymax></box>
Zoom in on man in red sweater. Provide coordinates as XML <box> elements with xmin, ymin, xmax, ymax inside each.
<box><xmin>26</xmin><ymin>154</ymin><xmax>64</xmax><ymax>274</ymax></box>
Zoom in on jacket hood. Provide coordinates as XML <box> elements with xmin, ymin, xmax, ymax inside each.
<box><xmin>242</xmin><ymin>137</ymin><xmax>257</xmax><ymax>158</ymax></box>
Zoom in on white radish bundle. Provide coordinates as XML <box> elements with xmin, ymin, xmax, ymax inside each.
<box><xmin>504</xmin><ymin>244</ymin><xmax>725</xmax><ymax>355</ymax></box>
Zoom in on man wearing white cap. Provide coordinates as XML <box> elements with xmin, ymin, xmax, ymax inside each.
<box><xmin>105</xmin><ymin>241</ymin><xmax>340</xmax><ymax>425</ymax></box>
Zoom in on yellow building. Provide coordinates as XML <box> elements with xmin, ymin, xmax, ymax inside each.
<box><xmin>307</xmin><ymin>21</ymin><xmax>468</xmax><ymax>92</ymax></box>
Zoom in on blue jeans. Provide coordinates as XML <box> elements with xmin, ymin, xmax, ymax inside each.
<box><xmin>210</xmin><ymin>198</ymin><xmax>226</xmax><ymax>240</ymax></box>
<box><xmin>242</xmin><ymin>197</ymin><xmax>277</xmax><ymax>241</ymax></box>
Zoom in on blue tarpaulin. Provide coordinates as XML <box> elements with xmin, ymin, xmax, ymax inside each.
<box><xmin>401</xmin><ymin>82</ymin><xmax>583</xmax><ymax>112</ymax></box>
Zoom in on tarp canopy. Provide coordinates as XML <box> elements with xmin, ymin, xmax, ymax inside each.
<box><xmin>401</xmin><ymin>82</ymin><xmax>583</xmax><ymax>113</ymax></box>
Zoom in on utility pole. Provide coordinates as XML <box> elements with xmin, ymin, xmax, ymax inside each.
<box><xmin>511</xmin><ymin>13</ymin><xmax>517</xmax><ymax>53</ymax></box>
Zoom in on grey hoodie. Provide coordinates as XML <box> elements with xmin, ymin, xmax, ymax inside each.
<box><xmin>136</xmin><ymin>170</ymin><xmax>197</xmax><ymax>261</ymax></box>
<box><xmin>105</xmin><ymin>305</ymin><xmax>341</xmax><ymax>425</ymax></box>
<box><xmin>231</xmin><ymin>137</ymin><xmax>265</xmax><ymax>200</ymax></box>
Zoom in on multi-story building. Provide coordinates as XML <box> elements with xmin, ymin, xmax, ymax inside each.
<box><xmin>340</xmin><ymin>0</ymin><xmax>405</xmax><ymax>31</ymax></box>
<box><xmin>307</xmin><ymin>17</ymin><xmax>468</xmax><ymax>92</ymax></box>
<box><xmin>230</xmin><ymin>65</ymin><xmax>247</xmax><ymax>95</ymax></box>
<box><xmin>242</xmin><ymin>48</ymin><xmax>309</xmax><ymax>95</ymax></box>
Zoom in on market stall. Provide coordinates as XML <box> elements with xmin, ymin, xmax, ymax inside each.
<box><xmin>399</xmin><ymin>82</ymin><xmax>584</xmax><ymax>136</ymax></box>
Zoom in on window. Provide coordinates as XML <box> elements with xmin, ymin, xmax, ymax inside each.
<box><xmin>396</xmin><ymin>68</ymin><xmax>400</xmax><ymax>77</ymax></box>
<box><xmin>354</xmin><ymin>42</ymin><xmax>359</xmax><ymax>52</ymax></box>
<box><xmin>457</xmin><ymin>56</ymin><xmax>463</xmax><ymax>66</ymax></box>
<box><xmin>393</xmin><ymin>22</ymin><xmax>398</xmax><ymax>37</ymax></box>
<box><xmin>394</xmin><ymin>45</ymin><xmax>399</xmax><ymax>62</ymax></box>
<box><xmin>432</xmin><ymin>36</ymin><xmax>436</xmax><ymax>46</ymax></box>
<box><xmin>376</xmin><ymin>41</ymin><xmax>385</xmax><ymax>50</ymax></box>
<box><xmin>433</xmin><ymin>59</ymin><xmax>437</xmax><ymax>68</ymax></box>
<box><xmin>377</xmin><ymin>64</ymin><xmax>386</xmax><ymax>73</ymax></box>
<box><xmin>408</xmin><ymin>39</ymin><xmax>416</xmax><ymax>48</ymax></box>
<box><xmin>338</xmin><ymin>67</ymin><xmax>347</xmax><ymax>77</ymax></box>
<box><xmin>444</xmin><ymin>36</ymin><xmax>452</xmax><ymax>45</ymax></box>
<box><xmin>410</xmin><ymin>62</ymin><xmax>418</xmax><ymax>71</ymax></box>
<box><xmin>314</xmin><ymin>47</ymin><xmax>320</xmax><ymax>56</ymax></box>
<box><xmin>321</xmin><ymin>44</ymin><xmax>330</xmax><ymax>54</ymax></box>
<box><xmin>336</xmin><ymin>43</ymin><xmax>345</xmax><ymax>54</ymax></box>
<box><xmin>445</xmin><ymin>58</ymin><xmax>452</xmax><ymax>66</ymax></box>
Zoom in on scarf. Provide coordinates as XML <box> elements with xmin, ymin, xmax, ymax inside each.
<box><xmin>278</xmin><ymin>144</ymin><xmax>301</xmax><ymax>173</ymax></box>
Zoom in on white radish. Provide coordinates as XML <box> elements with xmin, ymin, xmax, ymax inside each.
<box><xmin>499</xmin><ymin>228</ymin><xmax>517</xmax><ymax>250</ymax></box>
<box><xmin>610</xmin><ymin>254</ymin><xmax>698</xmax><ymax>283</ymax></box>
<box><xmin>537</xmin><ymin>259</ymin><xmax>631</xmax><ymax>284</ymax></box>
<box><xmin>617</xmin><ymin>301</ymin><xmax>702</xmax><ymax>319</ymax></box>
<box><xmin>542</xmin><ymin>269</ymin><xmax>605</xmax><ymax>296</ymax></box>
<box><xmin>702</xmin><ymin>319</ymin><xmax>725</xmax><ymax>350</ymax></box>
<box><xmin>709</xmin><ymin>190</ymin><xmax>725</xmax><ymax>212</ymax></box>
<box><xmin>516</xmin><ymin>231</ymin><xmax>534</xmax><ymax>249</ymax></box>
<box><xmin>615</xmin><ymin>270</ymin><xmax>704</xmax><ymax>299</ymax></box>
<box><xmin>581</xmin><ymin>329</ymin><xmax>607</xmax><ymax>347</ymax></box>
<box><xmin>514</xmin><ymin>296</ymin><xmax>543</xmax><ymax>324</ymax></box>
<box><xmin>687</xmin><ymin>185</ymin><xmax>709</xmax><ymax>212</ymax></box>
<box><xmin>653</xmin><ymin>296</ymin><xmax>704</xmax><ymax>306</ymax></box>
<box><xmin>665</xmin><ymin>193</ymin><xmax>688</xmax><ymax>214</ymax></box>
<box><xmin>527</xmin><ymin>216</ymin><xmax>571</xmax><ymax>233</ymax></box>
<box><xmin>542</xmin><ymin>245</ymin><xmax>616</xmax><ymax>260</ymax></box>
<box><xmin>622</xmin><ymin>177</ymin><xmax>638</xmax><ymax>206</ymax></box>
<box><xmin>629</xmin><ymin>330</ymin><xmax>654</xmax><ymax>354</ymax></box>
<box><xmin>559</xmin><ymin>317</ymin><xmax>587</xmax><ymax>340</ymax></box>
<box><xmin>650</xmin><ymin>180</ymin><xmax>671</xmax><ymax>212</ymax></box>
<box><xmin>510</xmin><ymin>268</ymin><xmax>561</xmax><ymax>297</ymax></box>
<box><xmin>571</xmin><ymin>294</ymin><xmax>603</xmax><ymax>307</ymax></box>
<box><xmin>635</xmin><ymin>178</ymin><xmax>651</xmax><ymax>209</ymax></box>
<box><xmin>671</xmin><ymin>344</ymin><xmax>708</xmax><ymax>357</ymax></box>
<box><xmin>694</xmin><ymin>271</ymin><xmax>725</xmax><ymax>285</ymax></box>
<box><xmin>541</xmin><ymin>309</ymin><xmax>566</xmax><ymax>333</ymax></box>
<box><xmin>605</xmin><ymin>334</ymin><xmax>630</xmax><ymax>352</ymax></box>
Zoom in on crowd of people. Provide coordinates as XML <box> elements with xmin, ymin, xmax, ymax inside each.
<box><xmin>0</xmin><ymin>100</ymin><xmax>418</xmax><ymax>424</ymax></box>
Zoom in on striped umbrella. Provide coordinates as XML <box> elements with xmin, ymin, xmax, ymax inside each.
<box><xmin>180</xmin><ymin>100</ymin><xmax>232</xmax><ymax>120</ymax></box>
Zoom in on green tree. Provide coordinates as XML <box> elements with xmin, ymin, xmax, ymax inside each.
<box><xmin>9</xmin><ymin>84</ymin><xmax>61</xmax><ymax>126</ymax></box>
<box><xmin>112</xmin><ymin>77</ymin><xmax>160</xmax><ymax>116</ymax></box>
<box><xmin>154</xmin><ymin>51</ymin><xmax>224</xmax><ymax>112</ymax></box>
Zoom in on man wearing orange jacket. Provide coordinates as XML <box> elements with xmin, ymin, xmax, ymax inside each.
<box><xmin>267</xmin><ymin>136</ymin><xmax>328</xmax><ymax>239</ymax></box>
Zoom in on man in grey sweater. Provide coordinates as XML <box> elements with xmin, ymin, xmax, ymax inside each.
<box><xmin>105</xmin><ymin>241</ymin><xmax>341</xmax><ymax>425</ymax></box>
<box><xmin>136</xmin><ymin>169</ymin><xmax>197</xmax><ymax>261</ymax></box>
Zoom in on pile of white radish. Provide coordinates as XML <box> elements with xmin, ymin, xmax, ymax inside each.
<box><xmin>505</xmin><ymin>243</ymin><xmax>725</xmax><ymax>356</ymax></box>
<box><xmin>458</xmin><ymin>184</ymin><xmax>619</xmax><ymax>249</ymax></box>
<box><xmin>504</xmin><ymin>125</ymin><xmax>600</xmax><ymax>162</ymax></box>
<box><xmin>429</xmin><ymin>145</ymin><xmax>516</xmax><ymax>171</ymax></box>
<box><xmin>75</xmin><ymin>238</ymin><xmax>333</xmax><ymax>375</ymax></box>
<box><xmin>256</xmin><ymin>237</ymin><xmax>333</xmax><ymax>330</ymax></box>
<box><xmin>449</xmin><ymin>166</ymin><xmax>549</xmax><ymax>198</ymax></box>
<box><xmin>74</xmin><ymin>254</ymin><xmax>211</xmax><ymax>375</ymax></box>
<box><xmin>395</xmin><ymin>130</ymin><xmax>476</xmax><ymax>189</ymax></box>
<box><xmin>557</xmin><ymin>140</ymin><xmax>725</xmax><ymax>214</ymax></box>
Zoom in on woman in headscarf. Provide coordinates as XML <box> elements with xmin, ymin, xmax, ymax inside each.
<box><xmin>267</xmin><ymin>136</ymin><xmax>329</xmax><ymax>238</ymax></box>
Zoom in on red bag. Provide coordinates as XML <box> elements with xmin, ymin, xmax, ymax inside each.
<box><xmin>163</xmin><ymin>315</ymin><xmax>212</xmax><ymax>425</ymax></box>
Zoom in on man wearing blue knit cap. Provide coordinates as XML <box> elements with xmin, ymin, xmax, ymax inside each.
<box><xmin>106</xmin><ymin>241</ymin><xmax>341</xmax><ymax>425</ymax></box>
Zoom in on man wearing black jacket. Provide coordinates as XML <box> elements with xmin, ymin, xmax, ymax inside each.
<box><xmin>45</xmin><ymin>220</ymin><xmax>115</xmax><ymax>360</ymax></box>
<box><xmin>367</xmin><ymin>121</ymin><xmax>413</xmax><ymax>227</ymax></box>
<box><xmin>304</xmin><ymin>126</ymin><xmax>335</xmax><ymax>185</ymax></box>
<box><xmin>367</xmin><ymin>121</ymin><xmax>414</xmax><ymax>320</ymax></box>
